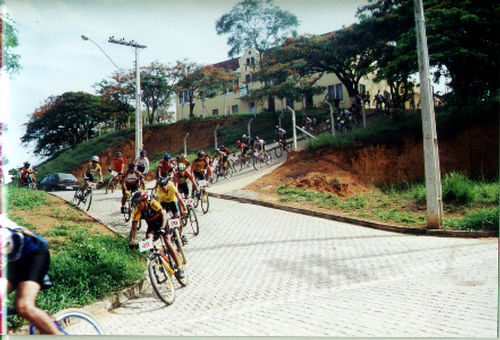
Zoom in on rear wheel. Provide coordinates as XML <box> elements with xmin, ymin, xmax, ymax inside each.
<box><xmin>200</xmin><ymin>190</ymin><xmax>209</xmax><ymax>214</ymax></box>
<box><xmin>187</xmin><ymin>206</ymin><xmax>199</xmax><ymax>236</ymax></box>
<box><xmin>148</xmin><ymin>255</ymin><xmax>175</xmax><ymax>305</ymax></box>
<box><xmin>274</xmin><ymin>146</ymin><xmax>282</xmax><ymax>158</ymax></box>
<box><xmin>84</xmin><ymin>190</ymin><xmax>92</xmax><ymax>211</ymax></box>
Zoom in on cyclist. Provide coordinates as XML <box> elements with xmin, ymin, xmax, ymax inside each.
<box><xmin>121</xmin><ymin>162</ymin><xmax>144</xmax><ymax>213</ymax></box>
<box><xmin>0</xmin><ymin>216</ymin><xmax>65</xmax><ymax>334</ymax></box>
<box><xmin>191</xmin><ymin>151</ymin><xmax>210</xmax><ymax>181</ymax></box>
<box><xmin>173</xmin><ymin>163</ymin><xmax>199</xmax><ymax>199</ymax></box>
<box><xmin>235</xmin><ymin>140</ymin><xmax>250</xmax><ymax>162</ymax></box>
<box><xmin>79</xmin><ymin>156</ymin><xmax>103</xmax><ymax>195</ymax></box>
<box><xmin>127</xmin><ymin>191</ymin><xmax>185</xmax><ymax>279</ymax></box>
<box><xmin>214</xmin><ymin>145</ymin><xmax>231</xmax><ymax>171</ymax></box>
<box><xmin>156</xmin><ymin>153</ymin><xmax>175</xmax><ymax>188</ymax></box>
<box><xmin>110</xmin><ymin>152</ymin><xmax>125</xmax><ymax>174</ymax></box>
<box><xmin>155</xmin><ymin>176</ymin><xmax>187</xmax><ymax>226</ymax></box>
<box><xmin>135</xmin><ymin>150</ymin><xmax>149</xmax><ymax>189</ymax></box>
<box><xmin>18</xmin><ymin>162</ymin><xmax>37</xmax><ymax>188</ymax></box>
<box><xmin>275</xmin><ymin>125</ymin><xmax>287</xmax><ymax>145</ymax></box>
<box><xmin>176</xmin><ymin>154</ymin><xmax>190</xmax><ymax>168</ymax></box>
<box><xmin>254</xmin><ymin>136</ymin><xmax>270</xmax><ymax>159</ymax></box>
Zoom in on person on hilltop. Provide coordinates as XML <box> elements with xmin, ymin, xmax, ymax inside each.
<box><xmin>18</xmin><ymin>161</ymin><xmax>37</xmax><ymax>188</ymax></box>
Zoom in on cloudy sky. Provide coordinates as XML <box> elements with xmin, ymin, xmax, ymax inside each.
<box><xmin>1</xmin><ymin>0</ymin><xmax>368</xmax><ymax>176</ymax></box>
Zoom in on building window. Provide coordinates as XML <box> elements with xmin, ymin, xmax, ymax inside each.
<box><xmin>245</xmin><ymin>74</ymin><xmax>252</xmax><ymax>83</ymax></box>
<box><xmin>305</xmin><ymin>94</ymin><xmax>313</xmax><ymax>108</ymax></box>
<box><xmin>249</xmin><ymin>102</ymin><xmax>256</xmax><ymax>114</ymax></box>
<box><xmin>327</xmin><ymin>84</ymin><xmax>343</xmax><ymax>102</ymax></box>
<box><xmin>231</xmin><ymin>105</ymin><xmax>239</xmax><ymax>113</ymax></box>
<box><xmin>359</xmin><ymin>84</ymin><xmax>366</xmax><ymax>95</ymax></box>
<box><xmin>286</xmin><ymin>98</ymin><xmax>294</xmax><ymax>109</ymax></box>
<box><xmin>246</xmin><ymin>57</ymin><xmax>255</xmax><ymax>66</ymax></box>
<box><xmin>179</xmin><ymin>90</ymin><xmax>190</xmax><ymax>104</ymax></box>
<box><xmin>212</xmin><ymin>109</ymin><xmax>219</xmax><ymax>116</ymax></box>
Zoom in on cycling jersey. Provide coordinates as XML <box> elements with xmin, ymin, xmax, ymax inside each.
<box><xmin>191</xmin><ymin>158</ymin><xmax>208</xmax><ymax>172</ymax></box>
<box><xmin>155</xmin><ymin>183</ymin><xmax>178</xmax><ymax>203</ymax></box>
<box><xmin>0</xmin><ymin>215</ymin><xmax>48</xmax><ymax>263</ymax></box>
<box><xmin>131</xmin><ymin>200</ymin><xmax>163</xmax><ymax>224</ymax></box>
<box><xmin>158</xmin><ymin>160</ymin><xmax>174</xmax><ymax>177</ymax></box>
<box><xmin>174</xmin><ymin>170</ymin><xmax>193</xmax><ymax>184</ymax></box>
<box><xmin>112</xmin><ymin>157</ymin><xmax>124</xmax><ymax>172</ymax></box>
<box><xmin>123</xmin><ymin>170</ymin><xmax>142</xmax><ymax>184</ymax></box>
<box><xmin>135</xmin><ymin>156</ymin><xmax>149</xmax><ymax>173</ymax></box>
<box><xmin>86</xmin><ymin>163</ymin><xmax>101</xmax><ymax>179</ymax></box>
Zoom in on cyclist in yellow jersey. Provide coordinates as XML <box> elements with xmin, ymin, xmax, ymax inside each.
<box><xmin>128</xmin><ymin>191</ymin><xmax>185</xmax><ymax>279</ymax></box>
<box><xmin>155</xmin><ymin>177</ymin><xmax>187</xmax><ymax>218</ymax></box>
<box><xmin>79</xmin><ymin>155</ymin><xmax>103</xmax><ymax>194</ymax></box>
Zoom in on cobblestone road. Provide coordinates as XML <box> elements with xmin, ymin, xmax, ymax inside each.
<box><xmin>53</xmin><ymin>185</ymin><xmax>498</xmax><ymax>337</ymax></box>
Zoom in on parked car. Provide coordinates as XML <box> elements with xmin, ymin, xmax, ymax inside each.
<box><xmin>38</xmin><ymin>173</ymin><xmax>80</xmax><ymax>191</ymax></box>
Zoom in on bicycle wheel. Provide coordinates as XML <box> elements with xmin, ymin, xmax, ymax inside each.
<box><xmin>274</xmin><ymin>146</ymin><xmax>282</xmax><ymax>158</ymax></box>
<box><xmin>187</xmin><ymin>206</ymin><xmax>199</xmax><ymax>236</ymax></box>
<box><xmin>200</xmin><ymin>190</ymin><xmax>209</xmax><ymax>214</ymax></box>
<box><xmin>84</xmin><ymin>190</ymin><xmax>92</xmax><ymax>211</ymax></box>
<box><xmin>73</xmin><ymin>189</ymin><xmax>82</xmax><ymax>205</ymax></box>
<box><xmin>148</xmin><ymin>254</ymin><xmax>175</xmax><ymax>305</ymax></box>
<box><xmin>30</xmin><ymin>309</ymin><xmax>104</xmax><ymax>335</ymax></box>
<box><xmin>123</xmin><ymin>198</ymin><xmax>132</xmax><ymax>222</ymax></box>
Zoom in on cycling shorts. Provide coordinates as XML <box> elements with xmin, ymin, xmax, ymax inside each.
<box><xmin>8</xmin><ymin>247</ymin><xmax>50</xmax><ymax>289</ymax></box>
<box><xmin>145</xmin><ymin>220</ymin><xmax>164</xmax><ymax>237</ymax></box>
<box><xmin>86</xmin><ymin>174</ymin><xmax>95</xmax><ymax>183</ymax></box>
<box><xmin>137</xmin><ymin>165</ymin><xmax>146</xmax><ymax>173</ymax></box>
<box><xmin>193</xmin><ymin>171</ymin><xmax>205</xmax><ymax>181</ymax></box>
<box><xmin>160</xmin><ymin>201</ymin><xmax>179</xmax><ymax>214</ymax></box>
<box><xmin>178</xmin><ymin>182</ymin><xmax>189</xmax><ymax>195</ymax></box>
<box><xmin>125</xmin><ymin>182</ymin><xmax>139</xmax><ymax>193</ymax></box>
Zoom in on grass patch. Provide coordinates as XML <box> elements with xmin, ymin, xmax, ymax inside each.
<box><xmin>5</xmin><ymin>186</ymin><xmax>52</xmax><ymax>210</ymax></box>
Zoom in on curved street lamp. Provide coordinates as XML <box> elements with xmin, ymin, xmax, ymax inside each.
<box><xmin>81</xmin><ymin>35</ymin><xmax>122</xmax><ymax>72</ymax></box>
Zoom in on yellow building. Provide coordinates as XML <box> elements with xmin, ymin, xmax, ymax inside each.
<box><xmin>175</xmin><ymin>47</ymin><xmax>393</xmax><ymax>120</ymax></box>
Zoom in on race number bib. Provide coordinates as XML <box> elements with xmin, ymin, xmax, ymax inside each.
<box><xmin>139</xmin><ymin>239</ymin><xmax>154</xmax><ymax>252</ymax></box>
<box><xmin>168</xmin><ymin>218</ymin><xmax>181</xmax><ymax>229</ymax></box>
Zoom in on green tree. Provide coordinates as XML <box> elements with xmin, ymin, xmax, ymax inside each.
<box><xmin>174</xmin><ymin>60</ymin><xmax>235</xmax><ymax>118</ymax></box>
<box><xmin>357</xmin><ymin>0</ymin><xmax>500</xmax><ymax>105</ymax></box>
<box><xmin>21</xmin><ymin>92</ymin><xmax>109</xmax><ymax>157</ymax></box>
<box><xmin>216</xmin><ymin>0</ymin><xmax>298</xmax><ymax>113</ymax></box>
<box><xmin>1</xmin><ymin>10</ymin><xmax>21</xmax><ymax>74</ymax></box>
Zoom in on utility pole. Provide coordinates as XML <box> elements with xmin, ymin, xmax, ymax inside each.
<box><xmin>108</xmin><ymin>36</ymin><xmax>147</xmax><ymax>159</ymax></box>
<box><xmin>414</xmin><ymin>0</ymin><xmax>443</xmax><ymax>228</ymax></box>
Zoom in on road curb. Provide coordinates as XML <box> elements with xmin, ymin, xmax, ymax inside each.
<box><xmin>209</xmin><ymin>192</ymin><xmax>498</xmax><ymax>238</ymax></box>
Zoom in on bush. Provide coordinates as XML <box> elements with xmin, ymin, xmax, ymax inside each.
<box><xmin>446</xmin><ymin>207</ymin><xmax>499</xmax><ymax>231</ymax></box>
<box><xmin>442</xmin><ymin>172</ymin><xmax>476</xmax><ymax>205</ymax></box>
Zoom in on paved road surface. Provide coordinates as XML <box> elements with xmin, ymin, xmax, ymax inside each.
<box><xmin>53</xmin><ymin>173</ymin><xmax>498</xmax><ymax>337</ymax></box>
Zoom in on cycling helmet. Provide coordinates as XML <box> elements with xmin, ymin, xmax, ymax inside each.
<box><xmin>128</xmin><ymin>162</ymin><xmax>135</xmax><ymax>170</ymax></box>
<box><xmin>131</xmin><ymin>190</ymin><xmax>148</xmax><ymax>204</ymax></box>
<box><xmin>91</xmin><ymin>155</ymin><xmax>99</xmax><ymax>163</ymax></box>
<box><xmin>163</xmin><ymin>153</ymin><xmax>171</xmax><ymax>160</ymax></box>
<box><xmin>197</xmin><ymin>151</ymin><xmax>204</xmax><ymax>157</ymax></box>
<box><xmin>177</xmin><ymin>163</ymin><xmax>186</xmax><ymax>172</ymax></box>
<box><xmin>23</xmin><ymin>162</ymin><xmax>30</xmax><ymax>168</ymax></box>
<box><xmin>275</xmin><ymin>125</ymin><xmax>279</xmax><ymax>129</ymax></box>
<box><xmin>214</xmin><ymin>148</ymin><xmax>219</xmax><ymax>153</ymax></box>
<box><xmin>140</xmin><ymin>150</ymin><xmax>147</xmax><ymax>157</ymax></box>
<box><xmin>220</xmin><ymin>145</ymin><xmax>224</xmax><ymax>149</ymax></box>
<box><xmin>115</xmin><ymin>152</ymin><xmax>122</xmax><ymax>157</ymax></box>
<box><xmin>158</xmin><ymin>177</ymin><xmax>170</xmax><ymax>186</ymax></box>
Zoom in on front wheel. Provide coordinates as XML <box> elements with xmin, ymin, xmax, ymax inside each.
<box><xmin>274</xmin><ymin>146</ymin><xmax>282</xmax><ymax>158</ymax></box>
<box><xmin>30</xmin><ymin>309</ymin><xmax>104</xmax><ymax>335</ymax></box>
<box><xmin>148</xmin><ymin>255</ymin><xmax>175</xmax><ymax>305</ymax></box>
<box><xmin>187</xmin><ymin>206</ymin><xmax>199</xmax><ymax>236</ymax></box>
<box><xmin>123</xmin><ymin>198</ymin><xmax>132</xmax><ymax>222</ymax></box>
<box><xmin>200</xmin><ymin>190</ymin><xmax>209</xmax><ymax>214</ymax></box>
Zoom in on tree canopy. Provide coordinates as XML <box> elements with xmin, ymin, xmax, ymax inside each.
<box><xmin>1</xmin><ymin>10</ymin><xmax>21</xmax><ymax>75</ymax></box>
<box><xmin>22</xmin><ymin>92</ymin><xmax>109</xmax><ymax>157</ymax></box>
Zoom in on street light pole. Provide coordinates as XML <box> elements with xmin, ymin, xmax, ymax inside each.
<box><xmin>413</xmin><ymin>0</ymin><xmax>443</xmax><ymax>228</ymax></box>
<box><xmin>81</xmin><ymin>35</ymin><xmax>122</xmax><ymax>72</ymax></box>
<box><xmin>108</xmin><ymin>36</ymin><xmax>147</xmax><ymax>159</ymax></box>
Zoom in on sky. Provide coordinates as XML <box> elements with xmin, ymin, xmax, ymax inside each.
<box><xmin>1</xmin><ymin>0</ymin><xmax>368</xmax><ymax>178</ymax></box>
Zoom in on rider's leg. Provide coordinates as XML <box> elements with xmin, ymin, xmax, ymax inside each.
<box><xmin>15</xmin><ymin>281</ymin><xmax>64</xmax><ymax>335</ymax></box>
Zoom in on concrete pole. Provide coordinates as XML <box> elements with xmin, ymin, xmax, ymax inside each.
<box><xmin>286</xmin><ymin>106</ymin><xmax>297</xmax><ymax>150</ymax></box>
<box><xmin>183</xmin><ymin>132</ymin><xmax>190</xmax><ymax>155</ymax></box>
<box><xmin>134</xmin><ymin>46</ymin><xmax>143</xmax><ymax>158</ymax></box>
<box><xmin>214</xmin><ymin>124</ymin><xmax>220</xmax><ymax>149</ymax></box>
<box><xmin>326</xmin><ymin>102</ymin><xmax>336</xmax><ymax>136</ymax></box>
<box><xmin>247</xmin><ymin>118</ymin><xmax>253</xmax><ymax>137</ymax></box>
<box><xmin>414</xmin><ymin>0</ymin><xmax>443</xmax><ymax>228</ymax></box>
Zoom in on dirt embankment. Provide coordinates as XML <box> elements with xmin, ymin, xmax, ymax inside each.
<box><xmin>247</xmin><ymin>124</ymin><xmax>498</xmax><ymax>197</ymax></box>
<box><xmin>72</xmin><ymin>118</ymin><xmax>230</xmax><ymax>179</ymax></box>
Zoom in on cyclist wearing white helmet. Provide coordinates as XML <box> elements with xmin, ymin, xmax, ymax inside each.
<box><xmin>173</xmin><ymin>162</ymin><xmax>199</xmax><ymax>199</ymax></box>
<box><xmin>135</xmin><ymin>150</ymin><xmax>150</xmax><ymax>176</ymax></box>
<box><xmin>79</xmin><ymin>155</ymin><xmax>103</xmax><ymax>194</ymax></box>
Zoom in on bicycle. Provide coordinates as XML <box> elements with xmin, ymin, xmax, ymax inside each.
<box><xmin>73</xmin><ymin>179</ymin><xmax>100</xmax><ymax>212</ymax></box>
<box><xmin>274</xmin><ymin>139</ymin><xmax>290</xmax><ymax>158</ymax></box>
<box><xmin>138</xmin><ymin>227</ymin><xmax>188</xmax><ymax>305</ymax></box>
<box><xmin>122</xmin><ymin>189</ymin><xmax>136</xmax><ymax>222</ymax></box>
<box><xmin>192</xmin><ymin>179</ymin><xmax>209</xmax><ymax>214</ymax></box>
<box><xmin>255</xmin><ymin>151</ymin><xmax>272</xmax><ymax>167</ymax></box>
<box><xmin>20</xmin><ymin>172</ymin><xmax>37</xmax><ymax>190</ymax></box>
<box><xmin>7</xmin><ymin>275</ymin><xmax>103</xmax><ymax>335</ymax></box>
<box><xmin>105</xmin><ymin>169</ymin><xmax>121</xmax><ymax>194</ymax></box>
<box><xmin>180</xmin><ymin>198</ymin><xmax>200</xmax><ymax>236</ymax></box>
